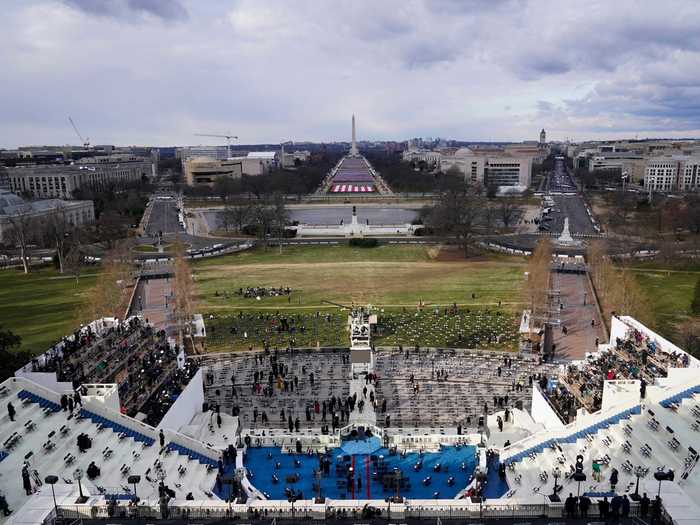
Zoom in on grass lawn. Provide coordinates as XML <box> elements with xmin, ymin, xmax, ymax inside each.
<box><xmin>194</xmin><ymin>245</ymin><xmax>528</xmax><ymax>309</ymax></box>
<box><xmin>627</xmin><ymin>261</ymin><xmax>700</xmax><ymax>344</ymax></box>
<box><xmin>205</xmin><ymin>307</ymin><xmax>518</xmax><ymax>353</ymax></box>
<box><xmin>194</xmin><ymin>244</ymin><xmax>527</xmax><ymax>352</ymax></box>
<box><xmin>0</xmin><ymin>267</ymin><xmax>98</xmax><ymax>356</ymax></box>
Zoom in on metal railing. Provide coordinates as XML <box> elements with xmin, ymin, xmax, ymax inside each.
<box><xmin>57</xmin><ymin>498</ymin><xmax>651</xmax><ymax>522</ymax></box>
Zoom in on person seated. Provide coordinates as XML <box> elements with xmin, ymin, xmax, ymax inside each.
<box><xmin>185</xmin><ymin>492</ymin><xmax>194</xmax><ymax>500</ymax></box>
<box><xmin>87</xmin><ymin>461</ymin><xmax>100</xmax><ymax>480</ymax></box>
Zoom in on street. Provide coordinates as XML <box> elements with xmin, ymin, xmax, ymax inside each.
<box><xmin>145</xmin><ymin>198</ymin><xmax>182</xmax><ymax>236</ymax></box>
<box><xmin>541</xmin><ymin>157</ymin><xmax>598</xmax><ymax>235</ymax></box>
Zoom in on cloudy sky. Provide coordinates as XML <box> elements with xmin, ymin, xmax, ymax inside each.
<box><xmin>2</xmin><ymin>0</ymin><xmax>700</xmax><ymax>147</ymax></box>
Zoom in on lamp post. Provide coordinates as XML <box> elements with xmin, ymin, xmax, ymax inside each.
<box><xmin>573</xmin><ymin>472</ymin><xmax>586</xmax><ymax>498</ymax></box>
<box><xmin>73</xmin><ymin>468</ymin><xmax>87</xmax><ymax>503</ymax></box>
<box><xmin>315</xmin><ymin>469</ymin><xmax>322</xmax><ymax>503</ymax></box>
<box><xmin>394</xmin><ymin>467</ymin><xmax>402</xmax><ymax>502</ymax></box>
<box><xmin>654</xmin><ymin>469</ymin><xmax>674</xmax><ymax>498</ymax></box>
<box><xmin>127</xmin><ymin>475</ymin><xmax>141</xmax><ymax>503</ymax></box>
<box><xmin>631</xmin><ymin>466</ymin><xmax>645</xmax><ymax>501</ymax></box>
<box><xmin>551</xmin><ymin>467</ymin><xmax>561</xmax><ymax>501</ymax></box>
<box><xmin>44</xmin><ymin>475</ymin><xmax>59</xmax><ymax>520</ymax></box>
<box><xmin>156</xmin><ymin>465</ymin><xmax>166</xmax><ymax>493</ymax></box>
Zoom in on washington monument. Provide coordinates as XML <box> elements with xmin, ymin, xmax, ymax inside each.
<box><xmin>350</xmin><ymin>114</ymin><xmax>358</xmax><ymax>156</ymax></box>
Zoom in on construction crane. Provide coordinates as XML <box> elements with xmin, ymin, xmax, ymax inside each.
<box><xmin>68</xmin><ymin>116</ymin><xmax>90</xmax><ymax>148</ymax></box>
<box><xmin>194</xmin><ymin>133</ymin><xmax>238</xmax><ymax>158</ymax></box>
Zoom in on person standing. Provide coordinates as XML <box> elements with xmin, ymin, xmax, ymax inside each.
<box><xmin>609</xmin><ymin>468</ymin><xmax>619</xmax><ymax>491</ymax></box>
<box><xmin>159</xmin><ymin>429</ymin><xmax>165</xmax><ymax>449</ymax></box>
<box><xmin>564</xmin><ymin>493</ymin><xmax>576</xmax><ymax>518</ymax></box>
<box><xmin>640</xmin><ymin>493</ymin><xmax>650</xmax><ymax>518</ymax></box>
<box><xmin>217</xmin><ymin>413</ymin><xmax>222</xmax><ymax>429</ymax></box>
<box><xmin>7</xmin><ymin>402</ymin><xmax>15</xmax><ymax>422</ymax></box>
<box><xmin>598</xmin><ymin>496</ymin><xmax>609</xmax><ymax>521</ymax></box>
<box><xmin>578</xmin><ymin>495</ymin><xmax>590</xmax><ymax>518</ymax></box>
<box><xmin>621</xmin><ymin>495</ymin><xmax>630</xmax><ymax>519</ymax></box>
<box><xmin>22</xmin><ymin>466</ymin><xmax>32</xmax><ymax>496</ymax></box>
<box><xmin>0</xmin><ymin>492</ymin><xmax>12</xmax><ymax>516</ymax></box>
<box><xmin>651</xmin><ymin>496</ymin><xmax>662</xmax><ymax>524</ymax></box>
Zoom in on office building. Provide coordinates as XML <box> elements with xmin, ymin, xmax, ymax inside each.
<box><xmin>644</xmin><ymin>156</ymin><xmax>700</xmax><ymax>192</ymax></box>
<box><xmin>0</xmin><ymin>189</ymin><xmax>94</xmax><ymax>244</ymax></box>
<box><xmin>184</xmin><ymin>157</ymin><xmax>243</xmax><ymax>187</ymax></box>
<box><xmin>440</xmin><ymin>148</ymin><xmax>532</xmax><ymax>189</ymax></box>
<box><xmin>6</xmin><ymin>154</ymin><xmax>151</xmax><ymax>199</ymax></box>
<box><xmin>230</xmin><ymin>152</ymin><xmax>279</xmax><ymax>176</ymax></box>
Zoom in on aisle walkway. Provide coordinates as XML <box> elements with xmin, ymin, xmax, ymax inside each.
<box><xmin>551</xmin><ymin>272</ymin><xmax>606</xmax><ymax>360</ymax></box>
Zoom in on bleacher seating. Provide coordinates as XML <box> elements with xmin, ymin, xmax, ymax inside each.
<box><xmin>374</xmin><ymin>349</ymin><xmax>558</xmax><ymax>429</ymax></box>
<box><xmin>16</xmin><ymin>390</ymin><xmax>61</xmax><ymax>412</ymax></box>
<box><xmin>166</xmin><ymin>442</ymin><xmax>218</xmax><ymax>467</ymax></box>
<box><xmin>203</xmin><ymin>348</ymin><xmax>351</xmax><ymax>430</ymax></box>
<box><xmin>79</xmin><ymin>409</ymin><xmax>155</xmax><ymax>446</ymax></box>
<box><xmin>504</xmin><ymin>383</ymin><xmax>700</xmax><ymax>500</ymax></box>
<box><xmin>660</xmin><ymin>385</ymin><xmax>700</xmax><ymax>408</ymax></box>
<box><xmin>0</xmin><ymin>379</ymin><xmax>218</xmax><ymax>520</ymax></box>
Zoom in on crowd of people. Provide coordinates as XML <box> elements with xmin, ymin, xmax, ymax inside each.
<box><xmin>203</xmin><ymin>347</ymin><xmax>351</xmax><ymax>431</ymax></box>
<box><xmin>563</xmin><ymin>492</ymin><xmax>662</xmax><ymax>522</ymax></box>
<box><xmin>556</xmin><ymin>328</ymin><xmax>690</xmax><ymax>415</ymax></box>
<box><xmin>25</xmin><ymin>318</ymin><xmax>144</xmax><ymax>386</ymax></box>
<box><xmin>21</xmin><ymin>317</ymin><xmax>199</xmax><ymax>427</ymax></box>
<box><xmin>540</xmin><ymin>379</ymin><xmax>580</xmax><ymax>424</ymax></box>
<box><xmin>238</xmin><ymin>286</ymin><xmax>292</xmax><ymax>299</ymax></box>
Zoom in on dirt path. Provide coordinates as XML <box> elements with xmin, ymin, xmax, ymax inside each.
<box><xmin>199</xmin><ymin>260</ymin><xmax>528</xmax><ymax>272</ymax></box>
<box><xmin>202</xmin><ymin>301</ymin><xmax>528</xmax><ymax>310</ymax></box>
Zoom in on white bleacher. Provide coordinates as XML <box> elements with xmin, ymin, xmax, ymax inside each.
<box><xmin>0</xmin><ymin>377</ymin><xmax>218</xmax><ymax>523</ymax></box>
<box><xmin>4</xmin><ymin>313</ymin><xmax>700</xmax><ymax>525</ymax></box>
<box><xmin>502</xmin><ymin>374</ymin><xmax>700</xmax><ymax>504</ymax></box>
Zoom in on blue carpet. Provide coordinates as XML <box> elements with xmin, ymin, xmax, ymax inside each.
<box><xmin>341</xmin><ymin>437</ymin><xmax>382</xmax><ymax>455</ymax></box>
<box><xmin>482</xmin><ymin>453</ymin><xmax>510</xmax><ymax>499</ymax></box>
<box><xmin>243</xmin><ymin>443</ymin><xmax>478</xmax><ymax>500</ymax></box>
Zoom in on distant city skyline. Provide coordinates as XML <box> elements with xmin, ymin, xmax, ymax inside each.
<box><xmin>2</xmin><ymin>0</ymin><xmax>700</xmax><ymax>148</ymax></box>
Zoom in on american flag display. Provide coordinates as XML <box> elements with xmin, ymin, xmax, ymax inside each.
<box><xmin>331</xmin><ymin>184</ymin><xmax>375</xmax><ymax>193</ymax></box>
<box><xmin>327</xmin><ymin>156</ymin><xmax>377</xmax><ymax>193</ymax></box>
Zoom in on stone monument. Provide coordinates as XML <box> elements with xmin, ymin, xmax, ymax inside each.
<box><xmin>556</xmin><ymin>217</ymin><xmax>579</xmax><ymax>246</ymax></box>
<box><xmin>349</xmin><ymin>114</ymin><xmax>359</xmax><ymax>156</ymax></box>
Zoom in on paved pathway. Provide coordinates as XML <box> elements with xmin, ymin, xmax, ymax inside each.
<box><xmin>550</xmin><ymin>272</ymin><xmax>606</xmax><ymax>361</ymax></box>
<box><xmin>132</xmin><ymin>276</ymin><xmax>176</xmax><ymax>335</ymax></box>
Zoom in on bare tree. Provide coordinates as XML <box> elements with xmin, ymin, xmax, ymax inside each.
<box><xmin>588</xmin><ymin>241</ymin><xmax>654</xmax><ymax>327</ymax></box>
<box><xmin>250</xmin><ymin>202</ymin><xmax>275</xmax><ymax>247</ymax></box>
<box><xmin>685</xmin><ymin>195</ymin><xmax>700</xmax><ymax>235</ymax></box>
<box><xmin>64</xmin><ymin>242</ymin><xmax>84</xmax><ymax>284</ymax></box>
<box><xmin>426</xmin><ymin>187</ymin><xmax>484</xmax><ymax>257</ymax></box>
<box><xmin>46</xmin><ymin>203</ymin><xmax>73</xmax><ymax>274</ymax></box>
<box><xmin>499</xmin><ymin>199</ymin><xmax>523</xmax><ymax>229</ymax></box>
<box><xmin>173</xmin><ymin>238</ymin><xmax>197</xmax><ymax>347</ymax></box>
<box><xmin>524</xmin><ymin>238</ymin><xmax>553</xmax><ymax>328</ymax></box>
<box><xmin>271</xmin><ymin>193</ymin><xmax>290</xmax><ymax>253</ymax></box>
<box><xmin>6</xmin><ymin>208</ymin><xmax>42</xmax><ymax>274</ymax></box>
<box><xmin>85</xmin><ymin>241</ymin><xmax>134</xmax><ymax>320</ymax></box>
<box><xmin>222</xmin><ymin>204</ymin><xmax>252</xmax><ymax>234</ymax></box>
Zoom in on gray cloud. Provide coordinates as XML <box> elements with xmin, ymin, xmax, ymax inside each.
<box><xmin>2</xmin><ymin>0</ymin><xmax>700</xmax><ymax>146</ymax></box>
<box><xmin>62</xmin><ymin>0</ymin><xmax>188</xmax><ymax>21</ymax></box>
